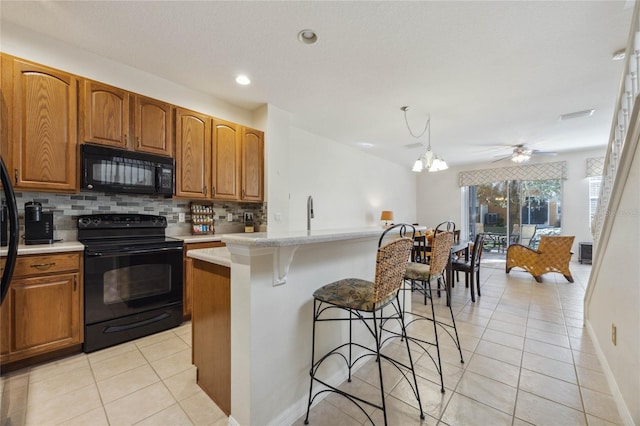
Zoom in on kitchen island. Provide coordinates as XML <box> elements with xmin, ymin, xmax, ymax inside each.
<box><xmin>188</xmin><ymin>227</ymin><xmax>411</xmax><ymax>426</ymax></box>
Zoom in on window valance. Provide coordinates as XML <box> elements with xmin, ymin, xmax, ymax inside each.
<box><xmin>458</xmin><ymin>161</ymin><xmax>567</xmax><ymax>187</ymax></box>
<box><xmin>586</xmin><ymin>157</ymin><xmax>604</xmax><ymax>177</ymax></box>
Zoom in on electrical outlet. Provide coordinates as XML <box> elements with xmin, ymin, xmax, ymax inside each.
<box><xmin>227</xmin><ymin>212</ymin><xmax>233</xmax><ymax>222</ymax></box>
<box><xmin>612</xmin><ymin>324</ymin><xmax>617</xmax><ymax>345</ymax></box>
<box><xmin>178</xmin><ymin>213</ymin><xmax>185</xmax><ymax>223</ymax></box>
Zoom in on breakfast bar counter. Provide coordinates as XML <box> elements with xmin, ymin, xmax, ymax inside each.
<box><xmin>188</xmin><ymin>227</ymin><xmax>405</xmax><ymax>426</ymax></box>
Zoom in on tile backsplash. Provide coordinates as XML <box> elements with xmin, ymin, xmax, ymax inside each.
<box><xmin>14</xmin><ymin>191</ymin><xmax>267</xmax><ymax>241</ymax></box>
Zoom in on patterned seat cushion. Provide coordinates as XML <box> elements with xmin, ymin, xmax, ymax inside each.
<box><xmin>404</xmin><ymin>262</ymin><xmax>432</xmax><ymax>281</ymax></box>
<box><xmin>313</xmin><ymin>278</ymin><xmax>396</xmax><ymax>312</ymax></box>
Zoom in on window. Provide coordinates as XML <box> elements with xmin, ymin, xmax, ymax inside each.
<box><xmin>589</xmin><ymin>176</ymin><xmax>602</xmax><ymax>227</ymax></box>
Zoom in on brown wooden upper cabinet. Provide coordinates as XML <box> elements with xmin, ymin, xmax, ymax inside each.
<box><xmin>80</xmin><ymin>80</ymin><xmax>173</xmax><ymax>157</ymax></box>
<box><xmin>1</xmin><ymin>55</ymin><xmax>78</xmax><ymax>193</ymax></box>
<box><xmin>241</xmin><ymin>126</ymin><xmax>264</xmax><ymax>202</ymax></box>
<box><xmin>211</xmin><ymin>119</ymin><xmax>241</xmax><ymax>201</ymax></box>
<box><xmin>175</xmin><ymin>108</ymin><xmax>211</xmax><ymax>198</ymax></box>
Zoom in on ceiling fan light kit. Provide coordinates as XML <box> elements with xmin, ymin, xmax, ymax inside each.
<box><xmin>403</xmin><ymin>106</ymin><xmax>448</xmax><ymax>172</ymax></box>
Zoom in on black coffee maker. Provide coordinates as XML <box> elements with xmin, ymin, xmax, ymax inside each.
<box><xmin>24</xmin><ymin>201</ymin><xmax>54</xmax><ymax>245</ymax></box>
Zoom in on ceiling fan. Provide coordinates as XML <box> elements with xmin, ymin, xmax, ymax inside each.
<box><xmin>492</xmin><ymin>144</ymin><xmax>557</xmax><ymax>163</ymax></box>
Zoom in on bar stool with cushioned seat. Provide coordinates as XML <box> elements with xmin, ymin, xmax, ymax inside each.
<box><xmin>304</xmin><ymin>224</ymin><xmax>424</xmax><ymax>425</ymax></box>
<box><xmin>402</xmin><ymin>231</ymin><xmax>464</xmax><ymax>392</ymax></box>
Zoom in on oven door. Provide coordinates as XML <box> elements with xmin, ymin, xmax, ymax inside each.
<box><xmin>84</xmin><ymin>245</ymin><xmax>183</xmax><ymax>325</ymax></box>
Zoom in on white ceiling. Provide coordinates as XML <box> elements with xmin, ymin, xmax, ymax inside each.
<box><xmin>1</xmin><ymin>1</ymin><xmax>634</xmax><ymax>168</ymax></box>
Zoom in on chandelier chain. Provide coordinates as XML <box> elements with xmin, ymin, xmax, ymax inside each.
<box><xmin>402</xmin><ymin>107</ymin><xmax>430</xmax><ymax>140</ymax></box>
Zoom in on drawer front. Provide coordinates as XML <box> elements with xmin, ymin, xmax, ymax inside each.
<box><xmin>13</xmin><ymin>253</ymin><xmax>81</xmax><ymax>278</ymax></box>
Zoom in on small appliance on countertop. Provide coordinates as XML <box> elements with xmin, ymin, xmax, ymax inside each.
<box><xmin>24</xmin><ymin>201</ymin><xmax>58</xmax><ymax>245</ymax></box>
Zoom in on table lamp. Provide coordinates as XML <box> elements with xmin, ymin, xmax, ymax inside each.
<box><xmin>380</xmin><ymin>210</ymin><xmax>394</xmax><ymax>227</ymax></box>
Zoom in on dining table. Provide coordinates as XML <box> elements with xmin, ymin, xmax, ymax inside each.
<box><xmin>413</xmin><ymin>235</ymin><xmax>469</xmax><ymax>307</ymax></box>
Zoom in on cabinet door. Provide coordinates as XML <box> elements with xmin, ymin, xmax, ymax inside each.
<box><xmin>212</xmin><ymin>119</ymin><xmax>241</xmax><ymax>201</ymax></box>
<box><xmin>80</xmin><ymin>80</ymin><xmax>130</xmax><ymax>149</ymax></box>
<box><xmin>183</xmin><ymin>241</ymin><xmax>225</xmax><ymax>319</ymax></box>
<box><xmin>241</xmin><ymin>127</ymin><xmax>264</xmax><ymax>202</ymax></box>
<box><xmin>134</xmin><ymin>95</ymin><xmax>173</xmax><ymax>156</ymax></box>
<box><xmin>9</xmin><ymin>273</ymin><xmax>81</xmax><ymax>356</ymax></box>
<box><xmin>4</xmin><ymin>57</ymin><xmax>78</xmax><ymax>192</ymax></box>
<box><xmin>175</xmin><ymin>108</ymin><xmax>211</xmax><ymax>198</ymax></box>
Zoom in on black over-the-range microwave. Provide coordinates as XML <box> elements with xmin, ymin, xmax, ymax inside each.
<box><xmin>81</xmin><ymin>144</ymin><xmax>175</xmax><ymax>196</ymax></box>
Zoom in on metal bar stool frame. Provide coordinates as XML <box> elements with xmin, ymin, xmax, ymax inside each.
<box><xmin>393</xmin><ymin>231</ymin><xmax>464</xmax><ymax>393</ymax></box>
<box><xmin>304</xmin><ymin>224</ymin><xmax>425</xmax><ymax>425</ymax></box>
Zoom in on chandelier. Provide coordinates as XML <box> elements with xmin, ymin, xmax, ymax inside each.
<box><xmin>402</xmin><ymin>106</ymin><xmax>448</xmax><ymax>172</ymax></box>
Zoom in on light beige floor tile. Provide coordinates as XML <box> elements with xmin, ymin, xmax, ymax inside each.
<box><xmin>513</xmin><ymin>418</ymin><xmax>535</xmax><ymax>426</ymax></box>
<box><xmin>150</xmin><ymin>348</ymin><xmax>193</xmax><ymax>379</ymax></box>
<box><xmin>25</xmin><ymin>383</ymin><xmax>102</xmax><ymax>426</ymax></box>
<box><xmin>104</xmin><ymin>382</ymin><xmax>176</xmax><ymax>425</ymax></box>
<box><xmin>293</xmin><ymin>399</ymin><xmax>360</xmax><ymax>426</ymax></box>
<box><xmin>515</xmin><ymin>390</ymin><xmax>587</xmax><ymax>426</ymax></box>
<box><xmin>414</xmin><ymin>354</ymin><xmax>464</xmax><ymax>391</ymax></box>
<box><xmin>139</xmin><ymin>335</ymin><xmax>190</xmax><ymax>362</ymax></box>
<box><xmin>518</xmin><ymin>369</ymin><xmax>583</xmax><ymax>411</ymax></box>
<box><xmin>179</xmin><ymin>390</ymin><xmax>227</xmax><ymax>426</ymax></box>
<box><xmin>521</xmin><ymin>352</ymin><xmax>577</xmax><ymax>384</ymax></box>
<box><xmin>2</xmin><ymin>407</ymin><xmax>26</xmax><ymax>426</ymax></box>
<box><xmin>570</xmin><ymin>336</ymin><xmax>597</xmax><ymax>354</ymax></box>
<box><xmin>572</xmin><ymin>350</ymin><xmax>603</xmax><ymax>372</ymax></box>
<box><xmin>523</xmin><ymin>339</ymin><xmax>573</xmax><ymax>364</ymax></box>
<box><xmin>163</xmin><ymin>367</ymin><xmax>201</xmax><ymax>401</ymax></box>
<box><xmin>474</xmin><ymin>340</ymin><xmax>522</xmax><ymax>366</ymax></box>
<box><xmin>576</xmin><ymin>367</ymin><xmax>610</xmax><ymax>394</ymax></box>
<box><xmin>490</xmin><ymin>311</ymin><xmax>528</xmax><ymax>326</ymax></box>
<box><xmin>28</xmin><ymin>354</ymin><xmax>89</xmax><ymax>384</ymax></box>
<box><xmin>441</xmin><ymin>392</ymin><xmax>512</xmax><ymax>426</ymax></box>
<box><xmin>486</xmin><ymin>318</ymin><xmax>526</xmax><ymax>336</ymax></box>
<box><xmin>586</xmin><ymin>413</ymin><xmax>623</xmax><ymax>426</ymax></box>
<box><xmin>87</xmin><ymin>341</ymin><xmax>138</xmax><ymax>364</ymax></box>
<box><xmin>581</xmin><ymin>387</ymin><xmax>623</xmax><ymax>424</ymax></box>
<box><xmin>464</xmin><ymin>353</ymin><xmax>520</xmax><ymax>387</ymax></box>
<box><xmin>90</xmin><ymin>347</ymin><xmax>147</xmax><ymax>381</ymax></box>
<box><xmin>1</xmin><ymin>371</ymin><xmax>29</xmax><ymax>413</ymax></box>
<box><xmin>481</xmin><ymin>328</ymin><xmax>525</xmax><ymax>350</ymax></box>
<box><xmin>60</xmin><ymin>407</ymin><xmax>109</xmax><ymax>426</ymax></box>
<box><xmin>325</xmin><ymin>376</ymin><xmax>380</xmax><ymax>423</ymax></box>
<box><xmin>28</xmin><ymin>365</ymin><xmax>95</xmax><ymax>406</ymax></box>
<box><xmin>97</xmin><ymin>363</ymin><xmax>161</xmax><ymax>403</ymax></box>
<box><xmin>455</xmin><ymin>370</ymin><xmax>517</xmax><ymax>414</ymax></box>
<box><xmin>390</xmin><ymin>374</ymin><xmax>451</xmax><ymax>419</ymax></box>
<box><xmin>525</xmin><ymin>327</ymin><xmax>571</xmax><ymax>348</ymax></box>
<box><xmin>353</xmin><ymin>356</ymin><xmax>405</xmax><ymax>391</ymax></box>
<box><xmin>526</xmin><ymin>318</ymin><xmax>567</xmax><ymax>335</ymax></box>
<box><xmin>173</xmin><ymin>322</ymin><xmax>192</xmax><ymax>336</ymax></box>
<box><xmin>135</xmin><ymin>403</ymin><xmax>194</xmax><ymax>426</ymax></box>
<box><xmin>367</xmin><ymin>394</ymin><xmax>438</xmax><ymax>425</ymax></box>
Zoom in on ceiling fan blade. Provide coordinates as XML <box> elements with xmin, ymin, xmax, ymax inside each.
<box><xmin>491</xmin><ymin>154</ymin><xmax>512</xmax><ymax>163</ymax></box>
<box><xmin>531</xmin><ymin>150</ymin><xmax>557</xmax><ymax>156</ymax></box>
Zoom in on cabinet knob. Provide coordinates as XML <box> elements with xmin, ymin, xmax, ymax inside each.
<box><xmin>137</xmin><ymin>136</ymin><xmax>140</xmax><ymax>148</ymax></box>
<box><xmin>212</xmin><ymin>187</ymin><xmax>216</xmax><ymax>197</ymax></box>
<box><xmin>14</xmin><ymin>168</ymin><xmax>18</xmax><ymax>185</ymax></box>
<box><xmin>203</xmin><ymin>185</ymin><xmax>207</xmax><ymax>196</ymax></box>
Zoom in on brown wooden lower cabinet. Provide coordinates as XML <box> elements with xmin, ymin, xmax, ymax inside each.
<box><xmin>1</xmin><ymin>252</ymin><xmax>83</xmax><ymax>367</ymax></box>
<box><xmin>191</xmin><ymin>259</ymin><xmax>231</xmax><ymax>415</ymax></box>
<box><xmin>183</xmin><ymin>241</ymin><xmax>225</xmax><ymax>319</ymax></box>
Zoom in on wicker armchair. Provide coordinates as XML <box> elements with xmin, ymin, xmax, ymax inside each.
<box><xmin>506</xmin><ymin>235</ymin><xmax>575</xmax><ymax>283</ymax></box>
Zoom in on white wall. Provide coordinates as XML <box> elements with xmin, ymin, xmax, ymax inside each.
<box><xmin>266</xmin><ymin>108</ymin><xmax>417</xmax><ymax>233</ymax></box>
<box><xmin>586</xmin><ymin>138</ymin><xmax>640</xmax><ymax>425</ymax></box>
<box><xmin>415</xmin><ymin>147</ymin><xmax>606</xmax><ymax>252</ymax></box>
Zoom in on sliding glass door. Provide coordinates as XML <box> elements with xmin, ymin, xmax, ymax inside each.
<box><xmin>467</xmin><ymin>179</ymin><xmax>562</xmax><ymax>256</ymax></box>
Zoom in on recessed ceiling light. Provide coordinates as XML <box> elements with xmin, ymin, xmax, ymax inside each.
<box><xmin>559</xmin><ymin>109</ymin><xmax>595</xmax><ymax>120</ymax></box>
<box><xmin>235</xmin><ymin>74</ymin><xmax>251</xmax><ymax>85</ymax></box>
<box><xmin>298</xmin><ymin>29</ymin><xmax>318</xmax><ymax>45</ymax></box>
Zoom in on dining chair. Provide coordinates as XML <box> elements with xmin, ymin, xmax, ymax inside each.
<box><xmin>452</xmin><ymin>233</ymin><xmax>485</xmax><ymax>302</ymax></box>
<box><xmin>304</xmin><ymin>224</ymin><xmax>424</xmax><ymax>425</ymax></box>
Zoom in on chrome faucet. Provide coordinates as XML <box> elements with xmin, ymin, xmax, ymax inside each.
<box><xmin>307</xmin><ymin>196</ymin><xmax>314</xmax><ymax>231</ymax></box>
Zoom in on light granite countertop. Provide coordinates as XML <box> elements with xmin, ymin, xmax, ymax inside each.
<box><xmin>221</xmin><ymin>225</ymin><xmax>425</xmax><ymax>248</ymax></box>
<box><xmin>0</xmin><ymin>241</ymin><xmax>85</xmax><ymax>256</ymax></box>
<box><xmin>171</xmin><ymin>234</ymin><xmax>224</xmax><ymax>244</ymax></box>
<box><xmin>187</xmin><ymin>246</ymin><xmax>230</xmax><ymax>267</ymax></box>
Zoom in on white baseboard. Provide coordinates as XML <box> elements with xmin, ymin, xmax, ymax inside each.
<box><xmin>585</xmin><ymin>319</ymin><xmax>634</xmax><ymax>426</ymax></box>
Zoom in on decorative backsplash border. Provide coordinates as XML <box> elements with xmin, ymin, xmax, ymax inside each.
<box><xmin>13</xmin><ymin>190</ymin><xmax>267</xmax><ymax>240</ymax></box>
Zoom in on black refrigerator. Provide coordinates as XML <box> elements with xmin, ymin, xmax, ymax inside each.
<box><xmin>1</xmin><ymin>156</ymin><xmax>19</xmax><ymax>305</ymax></box>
